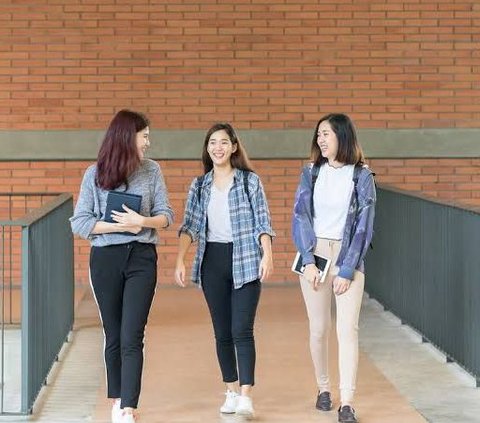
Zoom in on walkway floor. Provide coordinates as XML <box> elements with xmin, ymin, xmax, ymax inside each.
<box><xmin>5</xmin><ymin>285</ymin><xmax>479</xmax><ymax>422</ymax></box>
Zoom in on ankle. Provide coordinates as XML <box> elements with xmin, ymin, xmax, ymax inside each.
<box><xmin>240</xmin><ymin>384</ymin><xmax>253</xmax><ymax>398</ymax></box>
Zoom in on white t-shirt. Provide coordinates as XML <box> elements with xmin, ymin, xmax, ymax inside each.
<box><xmin>313</xmin><ymin>163</ymin><xmax>354</xmax><ymax>240</ymax></box>
<box><xmin>207</xmin><ymin>182</ymin><xmax>233</xmax><ymax>242</ymax></box>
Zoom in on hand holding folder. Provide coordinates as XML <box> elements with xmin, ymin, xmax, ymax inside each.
<box><xmin>104</xmin><ymin>191</ymin><xmax>143</xmax><ymax>234</ymax></box>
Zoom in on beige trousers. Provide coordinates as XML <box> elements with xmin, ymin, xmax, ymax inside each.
<box><xmin>300</xmin><ymin>238</ymin><xmax>365</xmax><ymax>404</ymax></box>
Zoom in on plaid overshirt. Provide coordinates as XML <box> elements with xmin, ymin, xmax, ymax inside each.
<box><xmin>179</xmin><ymin>168</ymin><xmax>275</xmax><ymax>289</ymax></box>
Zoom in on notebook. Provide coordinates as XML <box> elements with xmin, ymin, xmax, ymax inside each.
<box><xmin>291</xmin><ymin>252</ymin><xmax>331</xmax><ymax>283</ymax></box>
<box><xmin>104</xmin><ymin>191</ymin><xmax>142</xmax><ymax>224</ymax></box>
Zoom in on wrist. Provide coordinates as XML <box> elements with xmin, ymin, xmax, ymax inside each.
<box><xmin>262</xmin><ymin>250</ymin><xmax>272</xmax><ymax>259</ymax></box>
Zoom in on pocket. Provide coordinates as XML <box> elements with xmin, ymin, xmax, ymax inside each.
<box><xmin>145</xmin><ymin>243</ymin><xmax>157</xmax><ymax>262</ymax></box>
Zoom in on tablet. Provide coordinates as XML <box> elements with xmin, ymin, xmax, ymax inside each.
<box><xmin>104</xmin><ymin>191</ymin><xmax>142</xmax><ymax>223</ymax></box>
<box><xmin>291</xmin><ymin>252</ymin><xmax>332</xmax><ymax>283</ymax></box>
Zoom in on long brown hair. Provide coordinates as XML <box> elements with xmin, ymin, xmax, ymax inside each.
<box><xmin>96</xmin><ymin>109</ymin><xmax>150</xmax><ymax>190</ymax></box>
<box><xmin>201</xmin><ymin>123</ymin><xmax>254</xmax><ymax>174</ymax></box>
<box><xmin>311</xmin><ymin>113</ymin><xmax>364</xmax><ymax>166</ymax></box>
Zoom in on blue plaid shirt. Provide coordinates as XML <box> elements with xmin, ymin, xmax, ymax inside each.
<box><xmin>179</xmin><ymin>168</ymin><xmax>275</xmax><ymax>289</ymax></box>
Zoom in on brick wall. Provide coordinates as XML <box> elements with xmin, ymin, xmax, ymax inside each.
<box><xmin>1</xmin><ymin>0</ymin><xmax>479</xmax><ymax>130</ymax></box>
<box><xmin>1</xmin><ymin>158</ymin><xmax>478</xmax><ymax>286</ymax></box>
<box><xmin>1</xmin><ymin>0</ymin><xmax>479</xmax><ymax>285</ymax></box>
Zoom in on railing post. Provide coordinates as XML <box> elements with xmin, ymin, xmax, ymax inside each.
<box><xmin>20</xmin><ymin>226</ymin><xmax>30</xmax><ymax>415</ymax></box>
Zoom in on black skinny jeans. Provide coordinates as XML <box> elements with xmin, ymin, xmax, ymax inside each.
<box><xmin>90</xmin><ymin>241</ymin><xmax>157</xmax><ymax>409</ymax></box>
<box><xmin>201</xmin><ymin>242</ymin><xmax>261</xmax><ymax>386</ymax></box>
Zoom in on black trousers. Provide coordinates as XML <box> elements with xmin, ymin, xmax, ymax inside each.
<box><xmin>90</xmin><ymin>242</ymin><xmax>157</xmax><ymax>409</ymax></box>
<box><xmin>201</xmin><ymin>242</ymin><xmax>261</xmax><ymax>386</ymax></box>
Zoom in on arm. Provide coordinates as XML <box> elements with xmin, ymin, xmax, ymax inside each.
<box><xmin>174</xmin><ymin>232</ymin><xmax>193</xmax><ymax>287</ymax></box>
<box><xmin>91</xmin><ymin>220</ymin><xmax>142</xmax><ymax>235</ymax></box>
<box><xmin>111</xmin><ymin>163</ymin><xmax>174</xmax><ymax>231</ymax></box>
<box><xmin>174</xmin><ymin>178</ymin><xmax>203</xmax><ymax>286</ymax></box>
<box><xmin>291</xmin><ymin>165</ymin><xmax>317</xmax><ymax>267</ymax></box>
<box><xmin>149</xmin><ymin>164</ymin><xmax>174</xmax><ymax>228</ymax></box>
<box><xmin>258</xmin><ymin>233</ymin><xmax>273</xmax><ymax>282</ymax></box>
<box><xmin>70</xmin><ymin>167</ymin><xmax>109</xmax><ymax>239</ymax></box>
<box><xmin>111</xmin><ymin>207</ymin><xmax>168</xmax><ymax>232</ymax></box>
<box><xmin>70</xmin><ymin>168</ymin><xmax>97</xmax><ymax>239</ymax></box>
<box><xmin>337</xmin><ymin>170</ymin><xmax>376</xmax><ymax>281</ymax></box>
<box><xmin>248</xmin><ymin>174</ymin><xmax>275</xmax><ymax>282</ymax></box>
<box><xmin>249</xmin><ymin>174</ymin><xmax>276</xmax><ymax>245</ymax></box>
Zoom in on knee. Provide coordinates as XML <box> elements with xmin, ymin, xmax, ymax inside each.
<box><xmin>309</xmin><ymin>321</ymin><xmax>331</xmax><ymax>342</ymax></box>
<box><xmin>232</xmin><ymin>324</ymin><xmax>254</xmax><ymax>343</ymax></box>
<box><xmin>213</xmin><ymin>325</ymin><xmax>233</xmax><ymax>345</ymax></box>
<box><xmin>336</xmin><ymin>321</ymin><xmax>359</xmax><ymax>343</ymax></box>
<box><xmin>121</xmin><ymin>329</ymin><xmax>144</xmax><ymax>353</ymax></box>
<box><xmin>104</xmin><ymin>330</ymin><xmax>121</xmax><ymax>351</ymax></box>
<box><xmin>215</xmin><ymin>333</ymin><xmax>234</xmax><ymax>346</ymax></box>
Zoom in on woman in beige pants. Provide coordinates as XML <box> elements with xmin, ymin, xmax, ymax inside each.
<box><xmin>292</xmin><ymin>113</ymin><xmax>376</xmax><ymax>423</ymax></box>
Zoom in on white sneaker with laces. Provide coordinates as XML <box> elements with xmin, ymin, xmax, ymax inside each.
<box><xmin>111</xmin><ymin>399</ymin><xmax>122</xmax><ymax>423</ymax></box>
<box><xmin>235</xmin><ymin>395</ymin><xmax>255</xmax><ymax>419</ymax></box>
<box><xmin>220</xmin><ymin>390</ymin><xmax>239</xmax><ymax>414</ymax></box>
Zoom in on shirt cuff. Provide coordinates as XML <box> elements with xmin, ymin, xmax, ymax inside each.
<box><xmin>178</xmin><ymin>226</ymin><xmax>197</xmax><ymax>242</ymax></box>
<box><xmin>338</xmin><ymin>265</ymin><xmax>354</xmax><ymax>281</ymax></box>
<box><xmin>255</xmin><ymin>227</ymin><xmax>276</xmax><ymax>245</ymax></box>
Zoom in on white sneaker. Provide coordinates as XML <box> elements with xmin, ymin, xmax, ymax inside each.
<box><xmin>119</xmin><ymin>411</ymin><xmax>136</xmax><ymax>423</ymax></box>
<box><xmin>220</xmin><ymin>389</ymin><xmax>239</xmax><ymax>414</ymax></box>
<box><xmin>111</xmin><ymin>399</ymin><xmax>122</xmax><ymax>423</ymax></box>
<box><xmin>235</xmin><ymin>395</ymin><xmax>255</xmax><ymax>419</ymax></box>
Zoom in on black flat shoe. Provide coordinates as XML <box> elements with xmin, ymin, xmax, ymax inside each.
<box><xmin>338</xmin><ymin>405</ymin><xmax>357</xmax><ymax>422</ymax></box>
<box><xmin>315</xmin><ymin>391</ymin><xmax>332</xmax><ymax>411</ymax></box>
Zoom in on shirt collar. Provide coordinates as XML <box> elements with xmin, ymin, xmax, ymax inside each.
<box><xmin>203</xmin><ymin>168</ymin><xmax>242</xmax><ymax>186</ymax></box>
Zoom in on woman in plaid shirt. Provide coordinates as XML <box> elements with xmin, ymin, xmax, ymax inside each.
<box><xmin>175</xmin><ymin>122</ymin><xmax>275</xmax><ymax>419</ymax></box>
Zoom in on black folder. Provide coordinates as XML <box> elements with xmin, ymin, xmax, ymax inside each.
<box><xmin>104</xmin><ymin>191</ymin><xmax>142</xmax><ymax>223</ymax></box>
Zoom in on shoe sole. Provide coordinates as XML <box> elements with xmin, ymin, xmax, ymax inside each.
<box><xmin>236</xmin><ymin>409</ymin><xmax>255</xmax><ymax>420</ymax></box>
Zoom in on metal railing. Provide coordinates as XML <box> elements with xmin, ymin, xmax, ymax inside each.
<box><xmin>365</xmin><ymin>186</ymin><xmax>480</xmax><ymax>386</ymax></box>
<box><xmin>0</xmin><ymin>193</ymin><xmax>74</xmax><ymax>414</ymax></box>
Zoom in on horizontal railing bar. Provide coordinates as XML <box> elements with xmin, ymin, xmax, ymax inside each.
<box><xmin>0</xmin><ymin>193</ymin><xmax>73</xmax><ymax>226</ymax></box>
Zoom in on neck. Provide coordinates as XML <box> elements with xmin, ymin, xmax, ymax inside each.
<box><xmin>327</xmin><ymin>158</ymin><xmax>344</xmax><ymax>168</ymax></box>
<box><xmin>213</xmin><ymin>164</ymin><xmax>234</xmax><ymax>178</ymax></box>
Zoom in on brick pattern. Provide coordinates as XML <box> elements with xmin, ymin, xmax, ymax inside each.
<box><xmin>1</xmin><ymin>159</ymin><xmax>478</xmax><ymax>286</ymax></box>
<box><xmin>1</xmin><ymin>1</ymin><xmax>479</xmax><ymax>129</ymax></box>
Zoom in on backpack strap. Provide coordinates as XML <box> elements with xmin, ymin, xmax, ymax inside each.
<box><xmin>353</xmin><ymin>164</ymin><xmax>362</xmax><ymax>205</ymax></box>
<box><xmin>196</xmin><ymin>175</ymin><xmax>205</xmax><ymax>204</ymax></box>
<box><xmin>242</xmin><ymin>170</ymin><xmax>254</xmax><ymax>213</ymax></box>
<box><xmin>243</xmin><ymin>170</ymin><xmax>250</xmax><ymax>199</ymax></box>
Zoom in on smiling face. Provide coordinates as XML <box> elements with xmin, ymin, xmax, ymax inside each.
<box><xmin>316</xmin><ymin>120</ymin><xmax>339</xmax><ymax>163</ymax></box>
<box><xmin>207</xmin><ymin>129</ymin><xmax>237</xmax><ymax>169</ymax></box>
<box><xmin>136</xmin><ymin>127</ymin><xmax>150</xmax><ymax>159</ymax></box>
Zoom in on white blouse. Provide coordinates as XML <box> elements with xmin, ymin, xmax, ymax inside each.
<box><xmin>207</xmin><ymin>182</ymin><xmax>233</xmax><ymax>242</ymax></box>
<box><xmin>313</xmin><ymin>163</ymin><xmax>354</xmax><ymax>240</ymax></box>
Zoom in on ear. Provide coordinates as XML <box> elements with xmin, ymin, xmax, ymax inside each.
<box><xmin>232</xmin><ymin>143</ymin><xmax>238</xmax><ymax>153</ymax></box>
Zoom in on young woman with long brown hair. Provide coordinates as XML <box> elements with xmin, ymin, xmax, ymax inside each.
<box><xmin>174</xmin><ymin>122</ymin><xmax>275</xmax><ymax>419</ymax></box>
<box><xmin>70</xmin><ymin>109</ymin><xmax>173</xmax><ymax>423</ymax></box>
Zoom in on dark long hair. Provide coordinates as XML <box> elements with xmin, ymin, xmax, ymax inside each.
<box><xmin>96</xmin><ymin>109</ymin><xmax>150</xmax><ymax>190</ymax></box>
<box><xmin>201</xmin><ymin>123</ymin><xmax>254</xmax><ymax>174</ymax></box>
<box><xmin>311</xmin><ymin>113</ymin><xmax>364</xmax><ymax>166</ymax></box>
